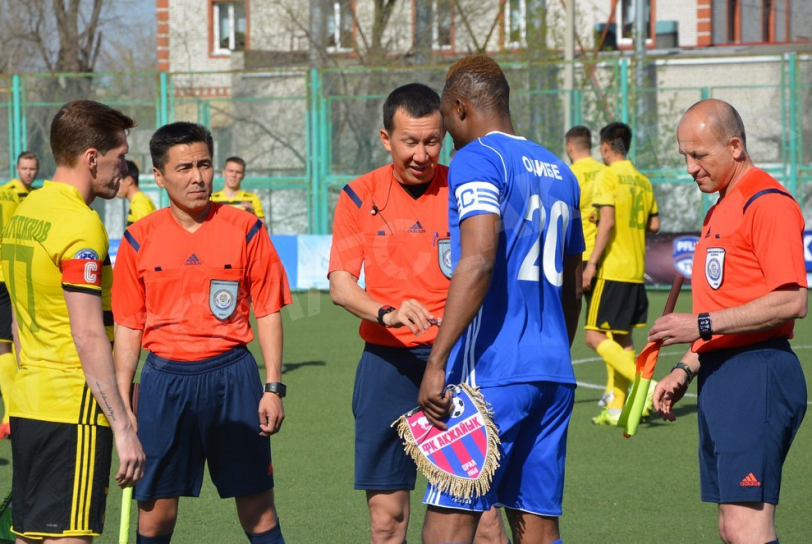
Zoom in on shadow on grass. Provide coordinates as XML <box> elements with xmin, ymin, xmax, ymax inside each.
<box><xmin>0</xmin><ymin>458</ymin><xmax>7</xmax><ymax>467</ymax></box>
<box><xmin>641</xmin><ymin>403</ymin><xmax>698</xmax><ymax>430</ymax></box>
<box><xmin>282</xmin><ymin>361</ymin><xmax>326</xmax><ymax>374</ymax></box>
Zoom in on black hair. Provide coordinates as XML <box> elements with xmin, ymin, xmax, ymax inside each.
<box><xmin>149</xmin><ymin>122</ymin><xmax>213</xmax><ymax>171</ymax></box>
<box><xmin>599</xmin><ymin>122</ymin><xmax>632</xmax><ymax>156</ymax></box>
<box><xmin>383</xmin><ymin>83</ymin><xmax>441</xmax><ymax>133</ymax></box>
<box><xmin>125</xmin><ymin>160</ymin><xmax>139</xmax><ymax>185</ymax></box>
<box><xmin>224</xmin><ymin>156</ymin><xmax>246</xmax><ymax>169</ymax></box>
<box><xmin>565</xmin><ymin>126</ymin><xmax>592</xmax><ymax>150</ymax></box>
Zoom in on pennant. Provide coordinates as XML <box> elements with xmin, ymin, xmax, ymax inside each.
<box><xmin>618</xmin><ymin>340</ymin><xmax>662</xmax><ymax>437</ymax></box>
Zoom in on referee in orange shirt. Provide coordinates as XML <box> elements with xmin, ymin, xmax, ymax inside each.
<box><xmin>113</xmin><ymin>122</ymin><xmax>291</xmax><ymax>544</ymax></box>
<box><xmin>650</xmin><ymin>99</ymin><xmax>807</xmax><ymax>544</ymax></box>
<box><xmin>328</xmin><ymin>83</ymin><xmax>505</xmax><ymax>544</ymax></box>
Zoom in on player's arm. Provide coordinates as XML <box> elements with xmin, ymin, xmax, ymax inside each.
<box><xmin>65</xmin><ymin>290</ymin><xmax>145</xmax><ymax>487</ymax></box>
<box><xmin>418</xmin><ymin>213</ymin><xmax>500</xmax><ymax>428</ymax></box>
<box><xmin>114</xmin><ymin>324</ymin><xmax>144</xmax><ymax>430</ymax></box>
<box><xmin>329</xmin><ymin>271</ymin><xmax>433</xmax><ymax>336</ymax></box>
<box><xmin>255</xmin><ymin>311</ymin><xmax>284</xmax><ymax>436</ymax></box>
<box><xmin>561</xmin><ymin>255</ymin><xmax>583</xmax><ymax>347</ymax></box>
<box><xmin>583</xmin><ymin>205</ymin><xmax>614</xmax><ymax>290</ymax></box>
<box><xmin>646</xmin><ymin>214</ymin><xmax>660</xmax><ymax>233</ymax></box>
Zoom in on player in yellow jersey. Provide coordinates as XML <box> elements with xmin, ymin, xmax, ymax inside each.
<box><xmin>117</xmin><ymin>160</ymin><xmax>158</xmax><ymax>225</ymax></box>
<box><xmin>210</xmin><ymin>156</ymin><xmax>265</xmax><ymax>222</ymax></box>
<box><xmin>1</xmin><ymin>100</ymin><xmax>144</xmax><ymax>540</ymax></box>
<box><xmin>0</xmin><ymin>187</ymin><xmax>20</xmax><ymax>439</ymax></box>
<box><xmin>583</xmin><ymin>122</ymin><xmax>660</xmax><ymax>426</ymax></box>
<box><xmin>565</xmin><ymin>125</ymin><xmax>615</xmax><ymax>407</ymax></box>
<box><xmin>3</xmin><ymin>151</ymin><xmax>40</xmax><ymax>200</ymax></box>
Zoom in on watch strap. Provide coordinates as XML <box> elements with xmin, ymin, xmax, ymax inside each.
<box><xmin>264</xmin><ymin>382</ymin><xmax>287</xmax><ymax>397</ymax></box>
<box><xmin>377</xmin><ymin>305</ymin><xmax>396</xmax><ymax>327</ymax></box>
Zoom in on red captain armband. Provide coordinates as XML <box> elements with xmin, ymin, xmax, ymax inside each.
<box><xmin>62</xmin><ymin>258</ymin><xmax>104</xmax><ymax>288</ymax></box>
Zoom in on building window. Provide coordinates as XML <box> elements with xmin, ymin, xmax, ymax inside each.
<box><xmin>327</xmin><ymin>0</ymin><xmax>354</xmax><ymax>52</ymax></box>
<box><xmin>617</xmin><ymin>0</ymin><xmax>653</xmax><ymax>46</ymax></box>
<box><xmin>212</xmin><ymin>1</ymin><xmax>247</xmax><ymax>55</ymax></box>
<box><xmin>433</xmin><ymin>0</ymin><xmax>453</xmax><ymax>50</ymax></box>
<box><xmin>728</xmin><ymin>0</ymin><xmax>740</xmax><ymax>42</ymax></box>
<box><xmin>763</xmin><ymin>0</ymin><xmax>775</xmax><ymax>42</ymax></box>
<box><xmin>505</xmin><ymin>0</ymin><xmax>526</xmax><ymax>48</ymax></box>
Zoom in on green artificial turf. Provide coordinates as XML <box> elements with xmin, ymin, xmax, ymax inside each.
<box><xmin>1</xmin><ymin>290</ymin><xmax>809</xmax><ymax>542</ymax></box>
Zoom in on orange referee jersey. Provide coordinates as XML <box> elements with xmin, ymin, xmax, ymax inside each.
<box><xmin>112</xmin><ymin>204</ymin><xmax>291</xmax><ymax>361</ymax></box>
<box><xmin>692</xmin><ymin>167</ymin><xmax>807</xmax><ymax>353</ymax></box>
<box><xmin>329</xmin><ymin>164</ymin><xmax>450</xmax><ymax>348</ymax></box>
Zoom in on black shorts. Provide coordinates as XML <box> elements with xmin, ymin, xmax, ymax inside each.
<box><xmin>11</xmin><ymin>417</ymin><xmax>113</xmax><ymax>539</ymax></box>
<box><xmin>584</xmin><ymin>279</ymin><xmax>648</xmax><ymax>334</ymax></box>
<box><xmin>0</xmin><ymin>282</ymin><xmax>12</xmax><ymax>343</ymax></box>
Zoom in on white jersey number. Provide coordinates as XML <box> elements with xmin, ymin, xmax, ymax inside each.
<box><xmin>518</xmin><ymin>195</ymin><xmax>569</xmax><ymax>286</ymax></box>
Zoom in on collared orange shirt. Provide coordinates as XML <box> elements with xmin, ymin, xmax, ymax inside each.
<box><xmin>692</xmin><ymin>168</ymin><xmax>807</xmax><ymax>353</ymax></box>
<box><xmin>329</xmin><ymin>164</ymin><xmax>450</xmax><ymax>348</ymax></box>
<box><xmin>113</xmin><ymin>204</ymin><xmax>291</xmax><ymax>361</ymax></box>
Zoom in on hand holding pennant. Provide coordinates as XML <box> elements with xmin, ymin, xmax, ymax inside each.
<box><xmin>618</xmin><ymin>275</ymin><xmax>685</xmax><ymax>438</ymax></box>
<box><xmin>119</xmin><ymin>383</ymin><xmax>139</xmax><ymax>544</ymax></box>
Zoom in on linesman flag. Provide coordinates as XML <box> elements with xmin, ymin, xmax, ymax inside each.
<box><xmin>393</xmin><ymin>383</ymin><xmax>501</xmax><ymax>501</ymax></box>
<box><xmin>618</xmin><ymin>274</ymin><xmax>684</xmax><ymax>438</ymax></box>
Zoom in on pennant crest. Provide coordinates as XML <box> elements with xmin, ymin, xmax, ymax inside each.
<box><xmin>393</xmin><ymin>383</ymin><xmax>500</xmax><ymax>501</ymax></box>
<box><xmin>705</xmin><ymin>247</ymin><xmax>725</xmax><ymax>290</ymax></box>
<box><xmin>209</xmin><ymin>279</ymin><xmax>239</xmax><ymax>320</ymax></box>
<box><xmin>438</xmin><ymin>238</ymin><xmax>452</xmax><ymax>279</ymax></box>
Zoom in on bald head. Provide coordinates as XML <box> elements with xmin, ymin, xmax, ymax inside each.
<box><xmin>679</xmin><ymin>99</ymin><xmax>747</xmax><ymax>151</ymax></box>
<box><xmin>443</xmin><ymin>55</ymin><xmax>510</xmax><ymax>115</ymax></box>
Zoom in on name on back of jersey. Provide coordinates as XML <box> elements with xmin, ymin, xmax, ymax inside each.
<box><xmin>522</xmin><ymin>156</ymin><xmax>563</xmax><ymax>180</ymax></box>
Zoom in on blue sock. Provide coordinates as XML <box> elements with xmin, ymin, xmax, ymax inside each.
<box><xmin>245</xmin><ymin>522</ymin><xmax>285</xmax><ymax>544</ymax></box>
<box><xmin>136</xmin><ymin>533</ymin><xmax>173</xmax><ymax>544</ymax></box>
<box><xmin>550</xmin><ymin>540</ymin><xmax>562</xmax><ymax>544</ymax></box>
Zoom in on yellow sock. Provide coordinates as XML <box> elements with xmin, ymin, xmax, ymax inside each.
<box><xmin>596</xmin><ymin>338</ymin><xmax>637</xmax><ymax>382</ymax></box>
<box><xmin>0</xmin><ymin>349</ymin><xmax>17</xmax><ymax>425</ymax></box>
<box><xmin>609</xmin><ymin>374</ymin><xmax>632</xmax><ymax>409</ymax></box>
<box><xmin>604</xmin><ymin>363</ymin><xmax>615</xmax><ymax>395</ymax></box>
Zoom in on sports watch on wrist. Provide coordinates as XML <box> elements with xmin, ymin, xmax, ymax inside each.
<box><xmin>697</xmin><ymin>312</ymin><xmax>713</xmax><ymax>341</ymax></box>
<box><xmin>377</xmin><ymin>305</ymin><xmax>396</xmax><ymax>327</ymax></box>
<box><xmin>264</xmin><ymin>382</ymin><xmax>287</xmax><ymax>398</ymax></box>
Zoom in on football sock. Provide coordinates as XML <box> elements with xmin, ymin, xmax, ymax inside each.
<box><xmin>596</xmin><ymin>339</ymin><xmax>636</xmax><ymax>382</ymax></box>
<box><xmin>0</xmin><ymin>351</ymin><xmax>16</xmax><ymax>425</ymax></box>
<box><xmin>246</xmin><ymin>522</ymin><xmax>285</xmax><ymax>544</ymax></box>
<box><xmin>604</xmin><ymin>362</ymin><xmax>614</xmax><ymax>395</ymax></box>
<box><xmin>136</xmin><ymin>533</ymin><xmax>173</xmax><ymax>544</ymax></box>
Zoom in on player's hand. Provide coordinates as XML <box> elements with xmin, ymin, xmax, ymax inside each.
<box><xmin>652</xmin><ymin>369</ymin><xmax>690</xmax><ymax>421</ymax></box>
<box><xmin>259</xmin><ymin>393</ymin><xmax>285</xmax><ymax>436</ymax></box>
<box><xmin>384</xmin><ymin>299</ymin><xmax>436</xmax><ymax>336</ymax></box>
<box><xmin>648</xmin><ymin>313</ymin><xmax>699</xmax><ymax>346</ymax></box>
<box><xmin>582</xmin><ymin>262</ymin><xmax>597</xmax><ymax>292</ymax></box>
<box><xmin>242</xmin><ymin>202</ymin><xmax>256</xmax><ymax>215</ymax></box>
<box><xmin>418</xmin><ymin>363</ymin><xmax>452</xmax><ymax>430</ymax></box>
<box><xmin>114</xmin><ymin>427</ymin><xmax>145</xmax><ymax>488</ymax></box>
<box><xmin>588</xmin><ymin>211</ymin><xmax>597</xmax><ymax>224</ymax></box>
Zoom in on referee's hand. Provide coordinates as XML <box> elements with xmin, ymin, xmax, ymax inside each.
<box><xmin>259</xmin><ymin>393</ymin><xmax>285</xmax><ymax>436</ymax></box>
<box><xmin>114</xmin><ymin>427</ymin><xmax>145</xmax><ymax>488</ymax></box>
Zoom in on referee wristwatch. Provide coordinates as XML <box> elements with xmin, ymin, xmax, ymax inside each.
<box><xmin>377</xmin><ymin>305</ymin><xmax>396</xmax><ymax>327</ymax></box>
<box><xmin>697</xmin><ymin>312</ymin><xmax>713</xmax><ymax>341</ymax></box>
<box><xmin>264</xmin><ymin>382</ymin><xmax>287</xmax><ymax>398</ymax></box>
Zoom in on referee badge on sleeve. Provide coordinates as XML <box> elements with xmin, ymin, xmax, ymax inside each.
<box><xmin>705</xmin><ymin>248</ymin><xmax>725</xmax><ymax>290</ymax></box>
<box><xmin>210</xmin><ymin>280</ymin><xmax>239</xmax><ymax>319</ymax></box>
<box><xmin>438</xmin><ymin>238</ymin><xmax>452</xmax><ymax>279</ymax></box>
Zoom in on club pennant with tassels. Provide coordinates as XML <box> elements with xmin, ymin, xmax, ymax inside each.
<box><xmin>392</xmin><ymin>383</ymin><xmax>500</xmax><ymax>501</ymax></box>
<box><xmin>618</xmin><ymin>274</ymin><xmax>685</xmax><ymax>438</ymax></box>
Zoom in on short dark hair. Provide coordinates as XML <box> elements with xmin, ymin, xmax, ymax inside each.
<box><xmin>149</xmin><ymin>122</ymin><xmax>213</xmax><ymax>172</ymax></box>
<box><xmin>383</xmin><ymin>83</ymin><xmax>441</xmax><ymax>133</ymax></box>
<box><xmin>224</xmin><ymin>156</ymin><xmax>246</xmax><ymax>169</ymax></box>
<box><xmin>17</xmin><ymin>151</ymin><xmax>38</xmax><ymax>165</ymax></box>
<box><xmin>443</xmin><ymin>55</ymin><xmax>510</xmax><ymax>115</ymax></box>
<box><xmin>50</xmin><ymin>100</ymin><xmax>136</xmax><ymax>167</ymax></box>
<box><xmin>125</xmin><ymin>160</ymin><xmax>140</xmax><ymax>185</ymax></box>
<box><xmin>565</xmin><ymin>126</ymin><xmax>592</xmax><ymax>150</ymax></box>
<box><xmin>599</xmin><ymin>122</ymin><xmax>632</xmax><ymax>156</ymax></box>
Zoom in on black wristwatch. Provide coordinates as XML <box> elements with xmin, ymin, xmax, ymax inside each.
<box><xmin>377</xmin><ymin>305</ymin><xmax>396</xmax><ymax>327</ymax></box>
<box><xmin>264</xmin><ymin>382</ymin><xmax>287</xmax><ymax>398</ymax></box>
<box><xmin>697</xmin><ymin>312</ymin><xmax>713</xmax><ymax>341</ymax></box>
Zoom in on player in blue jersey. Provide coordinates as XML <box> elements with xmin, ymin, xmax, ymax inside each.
<box><xmin>417</xmin><ymin>56</ymin><xmax>584</xmax><ymax>544</ymax></box>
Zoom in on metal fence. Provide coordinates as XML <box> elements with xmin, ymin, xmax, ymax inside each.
<box><xmin>2</xmin><ymin>52</ymin><xmax>810</xmax><ymax>237</ymax></box>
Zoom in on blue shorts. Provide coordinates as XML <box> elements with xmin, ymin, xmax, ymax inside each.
<box><xmin>353</xmin><ymin>343</ymin><xmax>429</xmax><ymax>490</ymax></box>
<box><xmin>697</xmin><ymin>338</ymin><xmax>807</xmax><ymax>505</ymax></box>
<box><xmin>423</xmin><ymin>381</ymin><xmax>575</xmax><ymax>516</ymax></box>
<box><xmin>134</xmin><ymin>346</ymin><xmax>274</xmax><ymax>501</ymax></box>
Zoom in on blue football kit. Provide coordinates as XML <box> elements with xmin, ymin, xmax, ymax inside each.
<box><xmin>424</xmin><ymin>131</ymin><xmax>584</xmax><ymax>515</ymax></box>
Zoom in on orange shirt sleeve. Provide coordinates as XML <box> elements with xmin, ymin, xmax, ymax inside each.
<box><xmin>246</xmin><ymin>220</ymin><xmax>292</xmax><ymax>318</ymax></box>
<box><xmin>111</xmin><ymin>231</ymin><xmax>147</xmax><ymax>329</ymax></box>
<box><xmin>328</xmin><ymin>187</ymin><xmax>364</xmax><ymax>278</ymax></box>
<box><xmin>747</xmin><ymin>193</ymin><xmax>808</xmax><ymax>291</ymax></box>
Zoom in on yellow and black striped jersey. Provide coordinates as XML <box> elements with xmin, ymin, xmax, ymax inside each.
<box><xmin>211</xmin><ymin>189</ymin><xmax>265</xmax><ymax>219</ymax></box>
<box><xmin>1</xmin><ymin>181</ymin><xmax>113</xmax><ymax>426</ymax></box>
<box><xmin>126</xmin><ymin>190</ymin><xmax>157</xmax><ymax>225</ymax></box>
<box><xmin>569</xmin><ymin>156</ymin><xmax>606</xmax><ymax>262</ymax></box>
<box><xmin>2</xmin><ymin>178</ymin><xmax>34</xmax><ymax>200</ymax></box>
<box><xmin>0</xmin><ymin>187</ymin><xmax>20</xmax><ymax>283</ymax></box>
<box><xmin>592</xmin><ymin>160</ymin><xmax>658</xmax><ymax>283</ymax></box>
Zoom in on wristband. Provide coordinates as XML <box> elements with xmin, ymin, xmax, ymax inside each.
<box><xmin>264</xmin><ymin>382</ymin><xmax>287</xmax><ymax>398</ymax></box>
<box><xmin>670</xmin><ymin>362</ymin><xmax>694</xmax><ymax>384</ymax></box>
<box><xmin>377</xmin><ymin>305</ymin><xmax>396</xmax><ymax>327</ymax></box>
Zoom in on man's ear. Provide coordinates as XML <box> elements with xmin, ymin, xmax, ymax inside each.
<box><xmin>380</xmin><ymin>128</ymin><xmax>392</xmax><ymax>152</ymax></box>
<box><xmin>455</xmin><ymin>98</ymin><xmax>467</xmax><ymax>121</ymax></box>
<box><xmin>153</xmin><ymin>167</ymin><xmax>165</xmax><ymax>189</ymax></box>
<box><xmin>729</xmin><ymin>137</ymin><xmax>746</xmax><ymax>161</ymax></box>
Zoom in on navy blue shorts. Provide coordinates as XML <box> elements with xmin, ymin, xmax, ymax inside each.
<box><xmin>352</xmin><ymin>343</ymin><xmax>429</xmax><ymax>490</ymax></box>
<box><xmin>135</xmin><ymin>346</ymin><xmax>274</xmax><ymax>501</ymax></box>
<box><xmin>697</xmin><ymin>338</ymin><xmax>806</xmax><ymax>505</ymax></box>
